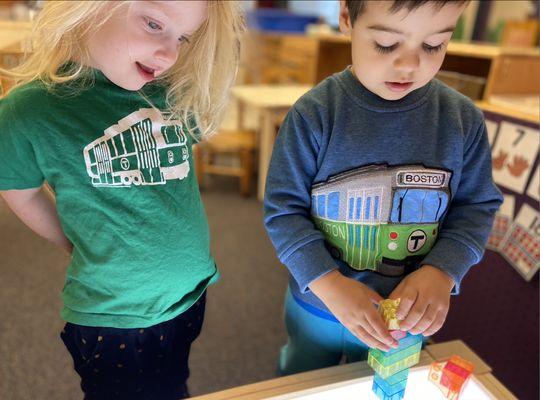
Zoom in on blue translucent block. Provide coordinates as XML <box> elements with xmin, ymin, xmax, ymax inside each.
<box><xmin>373</xmin><ymin>371</ymin><xmax>409</xmax><ymax>396</ymax></box>
<box><xmin>372</xmin><ymin>381</ymin><xmax>405</xmax><ymax>400</ymax></box>
<box><xmin>375</xmin><ymin>368</ymin><xmax>409</xmax><ymax>386</ymax></box>
<box><xmin>386</xmin><ymin>333</ymin><xmax>423</xmax><ymax>356</ymax></box>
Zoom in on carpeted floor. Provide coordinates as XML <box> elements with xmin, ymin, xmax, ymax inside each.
<box><xmin>0</xmin><ymin>177</ymin><xmax>289</xmax><ymax>399</ymax></box>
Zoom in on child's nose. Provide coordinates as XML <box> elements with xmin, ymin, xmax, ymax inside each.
<box><xmin>394</xmin><ymin>51</ymin><xmax>420</xmax><ymax>73</ymax></box>
<box><xmin>154</xmin><ymin>40</ymin><xmax>179</xmax><ymax>67</ymax></box>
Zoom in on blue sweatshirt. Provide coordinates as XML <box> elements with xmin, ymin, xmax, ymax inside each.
<box><xmin>264</xmin><ymin>68</ymin><xmax>502</xmax><ymax>314</ymax></box>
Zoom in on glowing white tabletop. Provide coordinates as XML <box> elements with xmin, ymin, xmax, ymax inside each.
<box><xmin>191</xmin><ymin>340</ymin><xmax>517</xmax><ymax>400</ymax></box>
<box><xmin>270</xmin><ymin>367</ymin><xmax>492</xmax><ymax>400</ymax></box>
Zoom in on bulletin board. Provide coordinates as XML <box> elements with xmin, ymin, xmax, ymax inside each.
<box><xmin>434</xmin><ymin>110</ymin><xmax>539</xmax><ymax>400</ymax></box>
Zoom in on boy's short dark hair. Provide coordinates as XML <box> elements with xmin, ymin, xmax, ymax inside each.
<box><xmin>345</xmin><ymin>1</ymin><xmax>469</xmax><ymax>25</ymax></box>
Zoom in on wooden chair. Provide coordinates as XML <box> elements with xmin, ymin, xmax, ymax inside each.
<box><xmin>194</xmin><ymin>129</ymin><xmax>256</xmax><ymax>197</ymax></box>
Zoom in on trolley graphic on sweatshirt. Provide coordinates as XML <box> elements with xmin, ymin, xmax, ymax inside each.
<box><xmin>84</xmin><ymin>108</ymin><xmax>192</xmax><ymax>187</ymax></box>
<box><xmin>311</xmin><ymin>165</ymin><xmax>452</xmax><ymax>275</ymax></box>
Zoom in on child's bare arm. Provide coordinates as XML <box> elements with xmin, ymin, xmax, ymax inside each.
<box><xmin>390</xmin><ymin>265</ymin><xmax>454</xmax><ymax>336</ymax></box>
<box><xmin>310</xmin><ymin>270</ymin><xmax>398</xmax><ymax>351</ymax></box>
<box><xmin>1</xmin><ymin>187</ymin><xmax>72</xmax><ymax>253</ymax></box>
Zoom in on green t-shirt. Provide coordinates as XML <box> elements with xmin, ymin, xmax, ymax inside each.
<box><xmin>0</xmin><ymin>69</ymin><xmax>218</xmax><ymax>328</ymax></box>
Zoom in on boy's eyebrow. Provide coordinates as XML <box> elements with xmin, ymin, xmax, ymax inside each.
<box><xmin>367</xmin><ymin>24</ymin><xmax>455</xmax><ymax>35</ymax></box>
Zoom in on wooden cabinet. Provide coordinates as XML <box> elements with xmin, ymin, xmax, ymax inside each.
<box><xmin>241</xmin><ymin>32</ymin><xmax>319</xmax><ymax>85</ymax></box>
<box><xmin>240</xmin><ymin>32</ymin><xmax>350</xmax><ymax>85</ymax></box>
<box><xmin>443</xmin><ymin>42</ymin><xmax>540</xmax><ymax>101</ymax></box>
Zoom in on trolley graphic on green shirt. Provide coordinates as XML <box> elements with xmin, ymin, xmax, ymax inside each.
<box><xmin>311</xmin><ymin>165</ymin><xmax>452</xmax><ymax>275</ymax></box>
<box><xmin>84</xmin><ymin>108</ymin><xmax>192</xmax><ymax>187</ymax></box>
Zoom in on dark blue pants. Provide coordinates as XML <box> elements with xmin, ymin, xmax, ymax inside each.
<box><xmin>61</xmin><ymin>293</ymin><xmax>206</xmax><ymax>400</ymax></box>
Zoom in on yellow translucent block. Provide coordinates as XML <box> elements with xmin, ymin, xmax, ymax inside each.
<box><xmin>379</xmin><ymin>298</ymin><xmax>401</xmax><ymax>330</ymax></box>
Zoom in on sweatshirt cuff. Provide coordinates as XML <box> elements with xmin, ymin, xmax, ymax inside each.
<box><xmin>283</xmin><ymin>240</ymin><xmax>338</xmax><ymax>293</ymax></box>
<box><xmin>421</xmin><ymin>237</ymin><xmax>480</xmax><ymax>294</ymax></box>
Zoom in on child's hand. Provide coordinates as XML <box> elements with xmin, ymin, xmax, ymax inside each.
<box><xmin>390</xmin><ymin>265</ymin><xmax>454</xmax><ymax>337</ymax></box>
<box><xmin>310</xmin><ymin>270</ymin><xmax>398</xmax><ymax>351</ymax></box>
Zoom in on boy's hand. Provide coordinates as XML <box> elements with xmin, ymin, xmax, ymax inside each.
<box><xmin>390</xmin><ymin>265</ymin><xmax>454</xmax><ymax>337</ymax></box>
<box><xmin>310</xmin><ymin>270</ymin><xmax>398</xmax><ymax>351</ymax></box>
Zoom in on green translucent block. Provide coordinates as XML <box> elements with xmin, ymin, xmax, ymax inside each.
<box><xmin>368</xmin><ymin>351</ymin><xmax>421</xmax><ymax>379</ymax></box>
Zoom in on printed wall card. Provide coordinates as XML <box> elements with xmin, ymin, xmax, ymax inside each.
<box><xmin>526</xmin><ymin>166</ymin><xmax>539</xmax><ymax>202</ymax></box>
<box><xmin>499</xmin><ymin>203</ymin><xmax>540</xmax><ymax>281</ymax></box>
<box><xmin>487</xmin><ymin>195</ymin><xmax>515</xmax><ymax>251</ymax></box>
<box><xmin>491</xmin><ymin>121</ymin><xmax>539</xmax><ymax>194</ymax></box>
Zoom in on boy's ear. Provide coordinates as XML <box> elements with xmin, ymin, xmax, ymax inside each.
<box><xmin>339</xmin><ymin>0</ymin><xmax>352</xmax><ymax>37</ymax></box>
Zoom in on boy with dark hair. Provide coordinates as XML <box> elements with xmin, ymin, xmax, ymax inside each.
<box><xmin>264</xmin><ymin>0</ymin><xmax>502</xmax><ymax>375</ymax></box>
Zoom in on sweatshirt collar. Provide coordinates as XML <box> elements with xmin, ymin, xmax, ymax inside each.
<box><xmin>337</xmin><ymin>67</ymin><xmax>432</xmax><ymax>113</ymax></box>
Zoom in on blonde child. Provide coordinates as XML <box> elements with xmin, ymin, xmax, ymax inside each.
<box><xmin>0</xmin><ymin>1</ymin><xmax>243</xmax><ymax>399</ymax></box>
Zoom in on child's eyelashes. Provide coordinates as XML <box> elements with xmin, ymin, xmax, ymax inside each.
<box><xmin>374</xmin><ymin>43</ymin><xmax>398</xmax><ymax>54</ymax></box>
<box><xmin>373</xmin><ymin>42</ymin><xmax>444</xmax><ymax>55</ymax></box>
<box><xmin>422</xmin><ymin>43</ymin><xmax>443</xmax><ymax>54</ymax></box>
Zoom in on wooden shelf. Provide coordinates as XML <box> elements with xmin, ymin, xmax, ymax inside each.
<box><xmin>476</xmin><ymin>100</ymin><xmax>540</xmax><ymax>124</ymax></box>
<box><xmin>243</xmin><ymin>32</ymin><xmax>540</xmax><ymax>102</ymax></box>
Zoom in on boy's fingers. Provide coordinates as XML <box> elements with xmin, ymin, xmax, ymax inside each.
<box><xmin>423</xmin><ymin>308</ymin><xmax>449</xmax><ymax>337</ymax></box>
<box><xmin>365</xmin><ymin>312</ymin><xmax>398</xmax><ymax>348</ymax></box>
<box><xmin>399</xmin><ymin>297</ymin><xmax>428</xmax><ymax>331</ymax></box>
<box><xmin>394</xmin><ymin>287</ymin><xmax>417</xmax><ymax>320</ymax></box>
<box><xmin>423</xmin><ymin>315</ymin><xmax>444</xmax><ymax>337</ymax></box>
<box><xmin>388</xmin><ymin>284</ymin><xmax>404</xmax><ymax>301</ymax></box>
<box><xmin>351</xmin><ymin>324</ymin><xmax>390</xmax><ymax>352</ymax></box>
<box><xmin>409</xmin><ymin>305</ymin><xmax>437</xmax><ymax>335</ymax></box>
<box><xmin>361</xmin><ymin>317</ymin><xmax>383</xmax><ymax>340</ymax></box>
<box><xmin>365</xmin><ymin>287</ymin><xmax>384</xmax><ymax>306</ymax></box>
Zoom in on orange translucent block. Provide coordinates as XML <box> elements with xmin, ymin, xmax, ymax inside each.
<box><xmin>441</xmin><ymin>370</ymin><xmax>466</xmax><ymax>392</ymax></box>
<box><xmin>442</xmin><ymin>355</ymin><xmax>474</xmax><ymax>391</ymax></box>
<box><xmin>446</xmin><ymin>355</ymin><xmax>474</xmax><ymax>375</ymax></box>
<box><xmin>428</xmin><ymin>355</ymin><xmax>474</xmax><ymax>400</ymax></box>
<box><xmin>429</xmin><ymin>362</ymin><xmax>456</xmax><ymax>399</ymax></box>
<box><xmin>429</xmin><ymin>361</ymin><xmax>445</xmax><ymax>386</ymax></box>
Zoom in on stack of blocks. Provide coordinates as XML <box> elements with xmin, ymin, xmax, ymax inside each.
<box><xmin>367</xmin><ymin>299</ymin><xmax>423</xmax><ymax>400</ymax></box>
<box><xmin>428</xmin><ymin>355</ymin><xmax>474</xmax><ymax>399</ymax></box>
